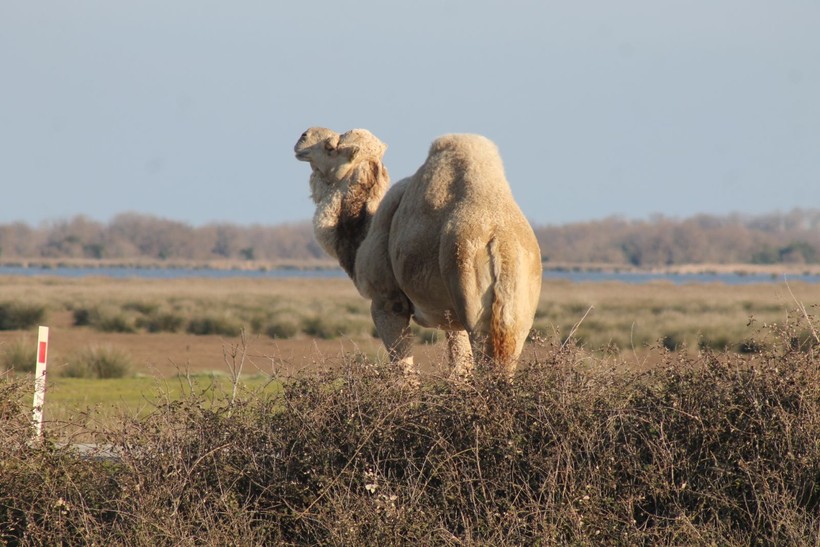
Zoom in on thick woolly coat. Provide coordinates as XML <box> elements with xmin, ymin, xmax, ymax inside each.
<box><xmin>356</xmin><ymin>134</ymin><xmax>542</xmax><ymax>368</ymax></box>
<box><xmin>297</xmin><ymin>128</ymin><xmax>541</xmax><ymax>373</ymax></box>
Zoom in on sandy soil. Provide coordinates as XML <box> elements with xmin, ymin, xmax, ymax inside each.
<box><xmin>1</xmin><ymin>311</ymin><xmax>553</xmax><ymax>379</ymax></box>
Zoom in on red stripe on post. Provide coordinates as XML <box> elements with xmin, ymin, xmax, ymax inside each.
<box><xmin>38</xmin><ymin>341</ymin><xmax>47</xmax><ymax>364</ymax></box>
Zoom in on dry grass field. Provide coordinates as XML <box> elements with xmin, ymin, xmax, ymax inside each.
<box><xmin>1</xmin><ymin>274</ymin><xmax>818</xmax><ymax>427</ymax></box>
<box><xmin>538</xmin><ymin>278</ymin><xmax>820</xmax><ymax>358</ymax></box>
<box><xmin>0</xmin><ymin>276</ymin><xmax>448</xmax><ymax>377</ymax></box>
<box><xmin>1</xmin><ymin>274</ymin><xmax>818</xmax><ymax>378</ymax></box>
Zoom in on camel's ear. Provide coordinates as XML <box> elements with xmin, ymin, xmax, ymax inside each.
<box><xmin>337</xmin><ymin>143</ymin><xmax>361</xmax><ymax>161</ymax></box>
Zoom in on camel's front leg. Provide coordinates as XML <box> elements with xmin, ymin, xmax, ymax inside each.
<box><xmin>370</xmin><ymin>294</ymin><xmax>417</xmax><ymax>384</ymax></box>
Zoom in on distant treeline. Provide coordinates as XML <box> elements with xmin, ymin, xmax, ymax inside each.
<box><xmin>0</xmin><ymin>209</ymin><xmax>818</xmax><ymax>267</ymax></box>
<box><xmin>539</xmin><ymin>209</ymin><xmax>820</xmax><ymax>267</ymax></box>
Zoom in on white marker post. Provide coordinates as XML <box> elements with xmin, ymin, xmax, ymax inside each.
<box><xmin>32</xmin><ymin>326</ymin><xmax>49</xmax><ymax>439</ymax></box>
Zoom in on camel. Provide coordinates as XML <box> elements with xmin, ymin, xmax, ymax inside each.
<box><xmin>295</xmin><ymin>128</ymin><xmax>542</xmax><ymax>379</ymax></box>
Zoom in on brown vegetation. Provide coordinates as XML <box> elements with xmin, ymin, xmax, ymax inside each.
<box><xmin>1</xmin><ymin>312</ymin><xmax>819</xmax><ymax>544</ymax></box>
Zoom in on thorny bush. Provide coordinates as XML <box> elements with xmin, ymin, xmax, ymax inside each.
<box><xmin>1</xmin><ymin>313</ymin><xmax>820</xmax><ymax>545</ymax></box>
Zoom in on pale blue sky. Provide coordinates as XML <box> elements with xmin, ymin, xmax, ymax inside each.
<box><xmin>1</xmin><ymin>1</ymin><xmax>817</xmax><ymax>227</ymax></box>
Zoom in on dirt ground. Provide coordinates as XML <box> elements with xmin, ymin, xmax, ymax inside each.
<box><xmin>0</xmin><ymin>308</ymin><xmax>555</xmax><ymax>378</ymax></box>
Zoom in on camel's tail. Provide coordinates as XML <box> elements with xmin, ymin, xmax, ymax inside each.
<box><xmin>487</xmin><ymin>237</ymin><xmax>520</xmax><ymax>370</ymax></box>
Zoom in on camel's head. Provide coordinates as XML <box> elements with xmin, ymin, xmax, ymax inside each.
<box><xmin>301</xmin><ymin>128</ymin><xmax>387</xmax><ymax>180</ymax></box>
<box><xmin>294</xmin><ymin>127</ymin><xmax>339</xmax><ymax>173</ymax></box>
<box><xmin>297</xmin><ymin>127</ymin><xmax>389</xmax><ymax>204</ymax></box>
<box><xmin>336</xmin><ymin>129</ymin><xmax>388</xmax><ymax>165</ymax></box>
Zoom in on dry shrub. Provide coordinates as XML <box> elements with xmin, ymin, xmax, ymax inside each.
<box><xmin>1</xmin><ymin>315</ymin><xmax>820</xmax><ymax>545</ymax></box>
<box><xmin>265</xmin><ymin>318</ymin><xmax>300</xmax><ymax>339</ymax></box>
<box><xmin>186</xmin><ymin>315</ymin><xmax>243</xmax><ymax>337</ymax></box>
<box><xmin>136</xmin><ymin>310</ymin><xmax>186</xmax><ymax>333</ymax></box>
<box><xmin>62</xmin><ymin>346</ymin><xmax>134</xmax><ymax>379</ymax></box>
<box><xmin>0</xmin><ymin>302</ymin><xmax>46</xmax><ymax>331</ymax></box>
<box><xmin>0</xmin><ymin>377</ymin><xmax>120</xmax><ymax>544</ymax></box>
<box><xmin>301</xmin><ymin>314</ymin><xmax>372</xmax><ymax>339</ymax></box>
<box><xmin>72</xmin><ymin>304</ymin><xmax>137</xmax><ymax>333</ymax></box>
<box><xmin>0</xmin><ymin>337</ymin><xmax>37</xmax><ymax>373</ymax></box>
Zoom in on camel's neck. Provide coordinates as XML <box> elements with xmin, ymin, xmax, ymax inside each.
<box><xmin>312</xmin><ymin>161</ymin><xmax>388</xmax><ymax>281</ymax></box>
<box><xmin>334</xmin><ymin>194</ymin><xmax>379</xmax><ymax>280</ymax></box>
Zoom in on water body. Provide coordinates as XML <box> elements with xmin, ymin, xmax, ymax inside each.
<box><xmin>1</xmin><ymin>265</ymin><xmax>819</xmax><ymax>285</ymax></box>
<box><xmin>541</xmin><ymin>270</ymin><xmax>820</xmax><ymax>285</ymax></box>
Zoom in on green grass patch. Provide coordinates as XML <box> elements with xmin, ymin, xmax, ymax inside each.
<box><xmin>45</xmin><ymin>375</ymin><xmax>283</xmax><ymax>419</ymax></box>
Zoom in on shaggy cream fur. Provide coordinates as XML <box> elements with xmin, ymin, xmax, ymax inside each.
<box><xmin>295</xmin><ymin>129</ymin><xmax>542</xmax><ymax>377</ymax></box>
<box><xmin>294</xmin><ymin>128</ymin><xmax>390</xmax><ymax>280</ymax></box>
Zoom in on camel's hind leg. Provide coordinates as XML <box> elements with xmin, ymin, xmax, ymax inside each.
<box><xmin>370</xmin><ymin>294</ymin><xmax>417</xmax><ymax>384</ymax></box>
<box><xmin>445</xmin><ymin>238</ymin><xmax>523</xmax><ymax>377</ymax></box>
<box><xmin>446</xmin><ymin>330</ymin><xmax>473</xmax><ymax>380</ymax></box>
<box><xmin>444</xmin><ymin>253</ymin><xmax>496</xmax><ymax>373</ymax></box>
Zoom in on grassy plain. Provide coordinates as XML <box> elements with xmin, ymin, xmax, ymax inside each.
<box><xmin>537</xmin><ymin>278</ymin><xmax>819</xmax><ymax>355</ymax></box>
<box><xmin>1</xmin><ymin>274</ymin><xmax>819</xmax><ymax>427</ymax></box>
